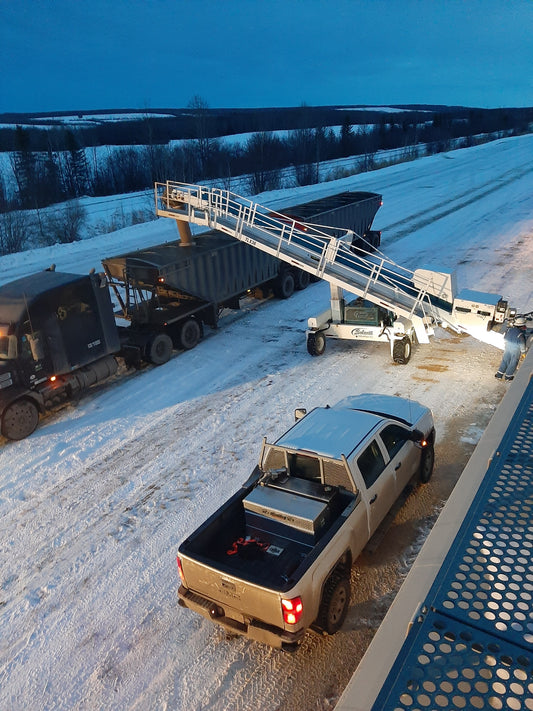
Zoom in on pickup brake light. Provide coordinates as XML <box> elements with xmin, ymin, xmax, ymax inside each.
<box><xmin>281</xmin><ymin>596</ymin><xmax>303</xmax><ymax>625</ymax></box>
<box><xmin>177</xmin><ymin>555</ymin><xmax>185</xmax><ymax>583</ymax></box>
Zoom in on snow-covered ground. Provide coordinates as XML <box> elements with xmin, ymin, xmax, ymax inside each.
<box><xmin>1</xmin><ymin>134</ymin><xmax>533</xmax><ymax>711</ymax></box>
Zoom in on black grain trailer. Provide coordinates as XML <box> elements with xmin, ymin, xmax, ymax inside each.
<box><xmin>277</xmin><ymin>191</ymin><xmax>383</xmax><ymax>250</ymax></box>
<box><xmin>101</xmin><ymin>230</ymin><xmax>308</xmax><ymax>364</ymax></box>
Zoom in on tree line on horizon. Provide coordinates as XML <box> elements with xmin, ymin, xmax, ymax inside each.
<box><xmin>0</xmin><ymin>103</ymin><xmax>531</xmax><ymax>255</ymax></box>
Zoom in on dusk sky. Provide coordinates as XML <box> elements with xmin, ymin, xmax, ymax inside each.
<box><xmin>1</xmin><ymin>0</ymin><xmax>532</xmax><ymax>114</ymax></box>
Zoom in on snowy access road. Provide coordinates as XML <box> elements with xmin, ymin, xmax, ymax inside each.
<box><xmin>1</xmin><ymin>134</ymin><xmax>533</xmax><ymax>711</ymax></box>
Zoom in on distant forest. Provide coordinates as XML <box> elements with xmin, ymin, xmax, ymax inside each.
<box><xmin>0</xmin><ymin>102</ymin><xmax>531</xmax><ymax>253</ymax></box>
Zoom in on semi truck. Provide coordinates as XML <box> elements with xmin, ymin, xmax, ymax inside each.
<box><xmin>0</xmin><ymin>190</ymin><xmax>382</xmax><ymax>440</ymax></box>
<box><xmin>176</xmin><ymin>394</ymin><xmax>435</xmax><ymax>651</ymax></box>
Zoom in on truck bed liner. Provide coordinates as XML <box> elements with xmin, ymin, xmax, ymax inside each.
<box><xmin>182</xmin><ymin>480</ymin><xmax>356</xmax><ymax>590</ymax></box>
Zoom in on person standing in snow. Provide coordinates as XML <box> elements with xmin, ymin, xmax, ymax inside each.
<box><xmin>495</xmin><ymin>316</ymin><xmax>528</xmax><ymax>381</ymax></box>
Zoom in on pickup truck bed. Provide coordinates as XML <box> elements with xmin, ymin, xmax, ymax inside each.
<box><xmin>180</xmin><ymin>471</ymin><xmax>357</xmax><ymax>592</ymax></box>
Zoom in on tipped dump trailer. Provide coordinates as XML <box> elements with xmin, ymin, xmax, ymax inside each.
<box><xmin>277</xmin><ymin>191</ymin><xmax>382</xmax><ymax>251</ymax></box>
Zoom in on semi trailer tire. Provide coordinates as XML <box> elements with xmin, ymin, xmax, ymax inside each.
<box><xmin>307</xmin><ymin>332</ymin><xmax>326</xmax><ymax>356</ymax></box>
<box><xmin>316</xmin><ymin>574</ymin><xmax>350</xmax><ymax>635</ymax></box>
<box><xmin>180</xmin><ymin>318</ymin><xmax>201</xmax><ymax>350</ymax></box>
<box><xmin>273</xmin><ymin>271</ymin><xmax>295</xmax><ymax>299</ymax></box>
<box><xmin>295</xmin><ymin>270</ymin><xmax>310</xmax><ymax>291</ymax></box>
<box><xmin>393</xmin><ymin>336</ymin><xmax>412</xmax><ymax>364</ymax></box>
<box><xmin>147</xmin><ymin>333</ymin><xmax>173</xmax><ymax>365</ymax></box>
<box><xmin>1</xmin><ymin>398</ymin><xmax>39</xmax><ymax>440</ymax></box>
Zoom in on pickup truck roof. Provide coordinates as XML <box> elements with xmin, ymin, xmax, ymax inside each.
<box><xmin>275</xmin><ymin>394</ymin><xmax>427</xmax><ymax>460</ymax></box>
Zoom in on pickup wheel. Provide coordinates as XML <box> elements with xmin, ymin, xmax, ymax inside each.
<box><xmin>2</xmin><ymin>398</ymin><xmax>39</xmax><ymax>440</ymax></box>
<box><xmin>393</xmin><ymin>336</ymin><xmax>412</xmax><ymax>364</ymax></box>
<box><xmin>307</xmin><ymin>332</ymin><xmax>326</xmax><ymax>356</ymax></box>
<box><xmin>316</xmin><ymin>575</ymin><xmax>350</xmax><ymax>635</ymax></box>
<box><xmin>419</xmin><ymin>442</ymin><xmax>435</xmax><ymax>483</ymax></box>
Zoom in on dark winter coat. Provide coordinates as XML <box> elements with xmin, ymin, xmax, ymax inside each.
<box><xmin>503</xmin><ymin>326</ymin><xmax>527</xmax><ymax>354</ymax></box>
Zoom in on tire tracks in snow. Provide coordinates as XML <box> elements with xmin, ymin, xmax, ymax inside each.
<box><xmin>381</xmin><ymin>160</ymin><xmax>532</xmax><ymax>244</ymax></box>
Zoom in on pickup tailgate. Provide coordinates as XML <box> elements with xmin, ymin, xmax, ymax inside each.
<box><xmin>178</xmin><ymin>554</ymin><xmax>296</xmax><ymax>646</ymax></box>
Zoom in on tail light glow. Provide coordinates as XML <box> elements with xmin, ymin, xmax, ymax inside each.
<box><xmin>177</xmin><ymin>555</ymin><xmax>185</xmax><ymax>583</ymax></box>
<box><xmin>281</xmin><ymin>596</ymin><xmax>303</xmax><ymax>625</ymax></box>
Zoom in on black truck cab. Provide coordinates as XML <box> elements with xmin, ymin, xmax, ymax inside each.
<box><xmin>0</xmin><ymin>270</ymin><xmax>120</xmax><ymax>440</ymax></box>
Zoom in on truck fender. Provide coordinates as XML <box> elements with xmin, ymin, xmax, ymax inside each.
<box><xmin>314</xmin><ymin>552</ymin><xmax>353</xmax><ymax>635</ymax></box>
<box><xmin>0</xmin><ymin>387</ymin><xmax>45</xmax><ymax>415</ymax></box>
<box><xmin>316</xmin><ymin>550</ymin><xmax>352</xmax><ymax>613</ymax></box>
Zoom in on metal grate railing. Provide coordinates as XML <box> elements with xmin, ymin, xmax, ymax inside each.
<box><xmin>373</xmin><ymin>378</ymin><xmax>533</xmax><ymax>709</ymax></box>
<box><xmin>375</xmin><ymin>611</ymin><xmax>533</xmax><ymax>710</ymax></box>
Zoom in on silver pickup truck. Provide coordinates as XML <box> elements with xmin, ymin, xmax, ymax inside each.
<box><xmin>177</xmin><ymin>394</ymin><xmax>435</xmax><ymax>651</ymax></box>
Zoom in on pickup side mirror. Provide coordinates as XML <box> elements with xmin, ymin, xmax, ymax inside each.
<box><xmin>409</xmin><ymin>429</ymin><xmax>425</xmax><ymax>444</ymax></box>
<box><xmin>294</xmin><ymin>408</ymin><xmax>307</xmax><ymax>421</ymax></box>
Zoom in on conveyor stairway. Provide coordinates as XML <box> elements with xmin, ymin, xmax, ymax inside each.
<box><xmin>154</xmin><ymin>182</ymin><xmax>458</xmax><ymax>344</ymax></box>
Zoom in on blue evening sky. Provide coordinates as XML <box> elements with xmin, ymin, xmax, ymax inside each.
<box><xmin>1</xmin><ymin>0</ymin><xmax>532</xmax><ymax>113</ymax></box>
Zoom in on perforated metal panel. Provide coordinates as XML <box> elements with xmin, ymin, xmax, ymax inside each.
<box><xmin>372</xmin><ymin>379</ymin><xmax>533</xmax><ymax>710</ymax></box>
<box><xmin>429</xmin><ymin>383</ymin><xmax>533</xmax><ymax>649</ymax></box>
<box><xmin>374</xmin><ymin>611</ymin><xmax>533</xmax><ymax>710</ymax></box>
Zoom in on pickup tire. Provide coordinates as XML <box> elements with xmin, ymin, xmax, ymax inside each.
<box><xmin>316</xmin><ymin>574</ymin><xmax>350</xmax><ymax>635</ymax></box>
<box><xmin>307</xmin><ymin>332</ymin><xmax>326</xmax><ymax>356</ymax></box>
<box><xmin>419</xmin><ymin>442</ymin><xmax>435</xmax><ymax>483</ymax></box>
<box><xmin>393</xmin><ymin>336</ymin><xmax>412</xmax><ymax>364</ymax></box>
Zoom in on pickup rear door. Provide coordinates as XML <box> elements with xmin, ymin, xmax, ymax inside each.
<box><xmin>351</xmin><ymin>438</ymin><xmax>397</xmax><ymax>536</ymax></box>
<box><xmin>377</xmin><ymin>423</ymin><xmax>420</xmax><ymax>494</ymax></box>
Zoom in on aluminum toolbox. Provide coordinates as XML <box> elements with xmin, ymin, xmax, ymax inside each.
<box><xmin>244</xmin><ymin>484</ymin><xmax>330</xmax><ymax>536</ymax></box>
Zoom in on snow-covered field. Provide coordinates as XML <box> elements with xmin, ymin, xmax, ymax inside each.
<box><xmin>1</xmin><ymin>134</ymin><xmax>532</xmax><ymax>711</ymax></box>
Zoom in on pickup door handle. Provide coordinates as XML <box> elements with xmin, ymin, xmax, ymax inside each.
<box><xmin>395</xmin><ymin>462</ymin><xmax>402</xmax><ymax>471</ymax></box>
<box><xmin>369</xmin><ymin>494</ymin><xmax>377</xmax><ymax>504</ymax></box>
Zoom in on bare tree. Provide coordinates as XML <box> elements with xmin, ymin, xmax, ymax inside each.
<box><xmin>0</xmin><ymin>210</ymin><xmax>28</xmax><ymax>254</ymax></box>
<box><xmin>10</xmin><ymin>126</ymin><xmax>38</xmax><ymax>208</ymax></box>
<box><xmin>187</xmin><ymin>95</ymin><xmax>221</xmax><ymax>177</ymax></box>
<box><xmin>246</xmin><ymin>133</ymin><xmax>282</xmax><ymax>194</ymax></box>
<box><xmin>42</xmin><ymin>201</ymin><xmax>87</xmax><ymax>244</ymax></box>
